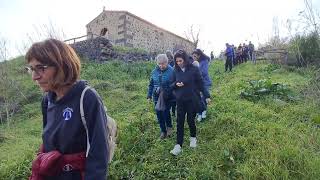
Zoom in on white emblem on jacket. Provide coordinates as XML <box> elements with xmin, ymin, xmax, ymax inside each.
<box><xmin>63</xmin><ymin>107</ymin><xmax>73</xmax><ymax>121</ymax></box>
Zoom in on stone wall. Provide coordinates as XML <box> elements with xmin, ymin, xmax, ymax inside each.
<box><xmin>87</xmin><ymin>11</ymin><xmax>125</xmax><ymax>45</ymax></box>
<box><xmin>70</xmin><ymin>37</ymin><xmax>151</xmax><ymax>62</ymax></box>
<box><xmin>86</xmin><ymin>10</ymin><xmax>194</xmax><ymax>54</ymax></box>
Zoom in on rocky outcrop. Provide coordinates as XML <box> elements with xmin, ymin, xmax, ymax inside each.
<box><xmin>70</xmin><ymin>37</ymin><xmax>152</xmax><ymax>62</ymax></box>
<box><xmin>70</xmin><ymin>37</ymin><xmax>114</xmax><ymax>61</ymax></box>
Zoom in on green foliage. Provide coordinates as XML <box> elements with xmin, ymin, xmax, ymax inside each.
<box><xmin>113</xmin><ymin>45</ymin><xmax>148</xmax><ymax>54</ymax></box>
<box><xmin>240</xmin><ymin>79</ymin><xmax>295</xmax><ymax>102</ymax></box>
<box><xmin>289</xmin><ymin>32</ymin><xmax>320</xmax><ymax>66</ymax></box>
<box><xmin>262</xmin><ymin>63</ymin><xmax>281</xmax><ymax>73</ymax></box>
<box><xmin>0</xmin><ymin>59</ymin><xmax>320</xmax><ymax>179</ymax></box>
<box><xmin>81</xmin><ymin>60</ymin><xmax>155</xmax><ymax>82</ymax></box>
<box><xmin>0</xmin><ymin>56</ymin><xmax>42</xmax><ymax>125</ymax></box>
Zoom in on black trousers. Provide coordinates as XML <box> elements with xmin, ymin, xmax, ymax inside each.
<box><xmin>176</xmin><ymin>100</ymin><xmax>196</xmax><ymax>146</ymax></box>
<box><xmin>225</xmin><ymin>56</ymin><xmax>233</xmax><ymax>72</ymax></box>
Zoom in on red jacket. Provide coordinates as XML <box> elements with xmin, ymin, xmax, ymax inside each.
<box><xmin>29</xmin><ymin>145</ymin><xmax>86</xmax><ymax>180</ymax></box>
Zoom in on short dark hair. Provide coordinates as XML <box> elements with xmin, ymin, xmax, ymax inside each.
<box><xmin>26</xmin><ymin>38</ymin><xmax>81</xmax><ymax>89</ymax></box>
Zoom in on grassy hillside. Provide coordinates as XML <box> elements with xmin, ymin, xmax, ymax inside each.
<box><xmin>0</xmin><ymin>58</ymin><xmax>319</xmax><ymax>179</ymax></box>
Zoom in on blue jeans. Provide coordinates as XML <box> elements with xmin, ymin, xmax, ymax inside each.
<box><xmin>198</xmin><ymin>86</ymin><xmax>211</xmax><ymax>115</ymax></box>
<box><xmin>155</xmin><ymin>102</ymin><xmax>172</xmax><ymax>133</ymax></box>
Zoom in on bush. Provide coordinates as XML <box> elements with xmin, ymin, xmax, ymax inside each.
<box><xmin>289</xmin><ymin>32</ymin><xmax>320</xmax><ymax>67</ymax></box>
<box><xmin>240</xmin><ymin>79</ymin><xmax>295</xmax><ymax>102</ymax></box>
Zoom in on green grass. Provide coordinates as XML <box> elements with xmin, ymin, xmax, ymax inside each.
<box><xmin>0</xmin><ymin>59</ymin><xmax>319</xmax><ymax>179</ymax></box>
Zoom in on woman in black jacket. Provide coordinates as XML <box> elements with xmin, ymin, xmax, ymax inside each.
<box><xmin>170</xmin><ymin>49</ymin><xmax>210</xmax><ymax>156</ymax></box>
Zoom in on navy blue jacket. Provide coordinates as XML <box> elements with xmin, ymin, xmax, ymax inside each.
<box><xmin>198</xmin><ymin>57</ymin><xmax>212</xmax><ymax>87</ymax></box>
<box><xmin>147</xmin><ymin>65</ymin><xmax>174</xmax><ymax>102</ymax></box>
<box><xmin>42</xmin><ymin>80</ymin><xmax>108</xmax><ymax>180</ymax></box>
<box><xmin>225</xmin><ymin>46</ymin><xmax>233</xmax><ymax>57</ymax></box>
<box><xmin>171</xmin><ymin>65</ymin><xmax>210</xmax><ymax>102</ymax></box>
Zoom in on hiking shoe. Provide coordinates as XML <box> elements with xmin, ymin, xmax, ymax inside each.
<box><xmin>201</xmin><ymin>111</ymin><xmax>207</xmax><ymax>119</ymax></box>
<box><xmin>170</xmin><ymin>144</ymin><xmax>182</xmax><ymax>155</ymax></box>
<box><xmin>160</xmin><ymin>132</ymin><xmax>166</xmax><ymax>139</ymax></box>
<box><xmin>197</xmin><ymin>114</ymin><xmax>202</xmax><ymax>122</ymax></box>
<box><xmin>190</xmin><ymin>137</ymin><xmax>197</xmax><ymax>148</ymax></box>
<box><xmin>166</xmin><ymin>127</ymin><xmax>173</xmax><ymax>137</ymax></box>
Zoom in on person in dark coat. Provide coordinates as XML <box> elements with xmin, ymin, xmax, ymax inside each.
<box><xmin>225</xmin><ymin>43</ymin><xmax>233</xmax><ymax>72</ymax></box>
<box><xmin>26</xmin><ymin>39</ymin><xmax>108</xmax><ymax>180</ymax></box>
<box><xmin>210</xmin><ymin>51</ymin><xmax>214</xmax><ymax>61</ymax></box>
<box><xmin>192</xmin><ymin>49</ymin><xmax>212</xmax><ymax>122</ymax></box>
<box><xmin>147</xmin><ymin>54</ymin><xmax>174</xmax><ymax>139</ymax></box>
<box><xmin>166</xmin><ymin>50</ymin><xmax>175</xmax><ymax>67</ymax></box>
<box><xmin>170</xmin><ymin>49</ymin><xmax>210</xmax><ymax>156</ymax></box>
<box><xmin>248</xmin><ymin>41</ymin><xmax>255</xmax><ymax>62</ymax></box>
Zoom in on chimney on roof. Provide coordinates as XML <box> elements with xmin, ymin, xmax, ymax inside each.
<box><xmin>103</xmin><ymin>6</ymin><xmax>106</xmax><ymax>11</ymax></box>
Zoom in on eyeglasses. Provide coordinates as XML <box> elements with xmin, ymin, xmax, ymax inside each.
<box><xmin>25</xmin><ymin>65</ymin><xmax>50</xmax><ymax>75</ymax></box>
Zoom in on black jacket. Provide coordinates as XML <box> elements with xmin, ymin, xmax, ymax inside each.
<box><xmin>171</xmin><ymin>65</ymin><xmax>210</xmax><ymax>102</ymax></box>
<box><xmin>42</xmin><ymin>80</ymin><xmax>108</xmax><ymax>180</ymax></box>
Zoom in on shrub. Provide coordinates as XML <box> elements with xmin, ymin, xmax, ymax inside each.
<box><xmin>240</xmin><ymin>79</ymin><xmax>295</xmax><ymax>102</ymax></box>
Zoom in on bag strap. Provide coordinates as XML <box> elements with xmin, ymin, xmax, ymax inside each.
<box><xmin>80</xmin><ymin>86</ymin><xmax>91</xmax><ymax>157</ymax></box>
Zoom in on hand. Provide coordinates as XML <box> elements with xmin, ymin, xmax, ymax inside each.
<box><xmin>176</xmin><ymin>82</ymin><xmax>184</xmax><ymax>87</ymax></box>
<box><xmin>205</xmin><ymin>98</ymin><xmax>211</xmax><ymax>104</ymax></box>
<box><xmin>147</xmin><ymin>98</ymin><xmax>152</xmax><ymax>103</ymax></box>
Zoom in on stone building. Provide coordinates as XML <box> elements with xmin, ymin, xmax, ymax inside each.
<box><xmin>86</xmin><ymin>10</ymin><xmax>194</xmax><ymax>53</ymax></box>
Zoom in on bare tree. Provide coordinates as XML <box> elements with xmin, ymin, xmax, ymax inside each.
<box><xmin>16</xmin><ymin>19</ymin><xmax>66</xmax><ymax>56</ymax></box>
<box><xmin>299</xmin><ymin>0</ymin><xmax>319</xmax><ymax>35</ymax></box>
<box><xmin>0</xmin><ymin>35</ymin><xmax>27</xmax><ymax>125</ymax></box>
<box><xmin>184</xmin><ymin>25</ymin><xmax>200</xmax><ymax>49</ymax></box>
<box><xmin>0</xmin><ymin>37</ymin><xmax>9</xmax><ymax>61</ymax></box>
<box><xmin>284</xmin><ymin>0</ymin><xmax>320</xmax><ymax>67</ymax></box>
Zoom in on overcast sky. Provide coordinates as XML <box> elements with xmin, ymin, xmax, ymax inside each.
<box><xmin>1</xmin><ymin>0</ymin><xmax>319</xmax><ymax>59</ymax></box>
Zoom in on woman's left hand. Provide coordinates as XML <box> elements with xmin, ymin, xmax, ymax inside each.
<box><xmin>205</xmin><ymin>98</ymin><xmax>211</xmax><ymax>104</ymax></box>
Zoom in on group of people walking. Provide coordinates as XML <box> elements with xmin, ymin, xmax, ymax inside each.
<box><xmin>147</xmin><ymin>49</ymin><xmax>212</xmax><ymax>156</ymax></box>
<box><xmin>224</xmin><ymin>41</ymin><xmax>255</xmax><ymax>72</ymax></box>
<box><xmin>25</xmin><ymin>37</ymin><xmax>213</xmax><ymax>179</ymax></box>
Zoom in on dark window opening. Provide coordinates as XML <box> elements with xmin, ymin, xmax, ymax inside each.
<box><xmin>100</xmin><ymin>28</ymin><xmax>108</xmax><ymax>36</ymax></box>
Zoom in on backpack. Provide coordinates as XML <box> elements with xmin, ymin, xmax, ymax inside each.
<box><xmin>80</xmin><ymin>86</ymin><xmax>117</xmax><ymax>164</ymax></box>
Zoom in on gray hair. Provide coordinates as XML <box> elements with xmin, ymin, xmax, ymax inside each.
<box><xmin>156</xmin><ymin>54</ymin><xmax>168</xmax><ymax>64</ymax></box>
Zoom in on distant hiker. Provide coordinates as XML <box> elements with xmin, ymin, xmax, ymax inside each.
<box><xmin>236</xmin><ymin>44</ymin><xmax>243</xmax><ymax>64</ymax></box>
<box><xmin>26</xmin><ymin>39</ymin><xmax>108</xmax><ymax>180</ymax></box>
<box><xmin>210</xmin><ymin>51</ymin><xmax>214</xmax><ymax>61</ymax></box>
<box><xmin>166</xmin><ymin>50</ymin><xmax>175</xmax><ymax>67</ymax></box>
<box><xmin>192</xmin><ymin>49</ymin><xmax>212</xmax><ymax>122</ymax></box>
<box><xmin>166</xmin><ymin>50</ymin><xmax>177</xmax><ymax>116</ymax></box>
<box><xmin>147</xmin><ymin>54</ymin><xmax>174</xmax><ymax>139</ymax></box>
<box><xmin>242</xmin><ymin>43</ymin><xmax>249</xmax><ymax>63</ymax></box>
<box><xmin>248</xmin><ymin>41</ymin><xmax>255</xmax><ymax>62</ymax></box>
<box><xmin>231</xmin><ymin>44</ymin><xmax>236</xmax><ymax>66</ymax></box>
<box><xmin>170</xmin><ymin>49</ymin><xmax>211</xmax><ymax>156</ymax></box>
<box><xmin>225</xmin><ymin>43</ymin><xmax>233</xmax><ymax>72</ymax></box>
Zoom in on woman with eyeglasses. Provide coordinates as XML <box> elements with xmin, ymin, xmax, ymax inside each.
<box><xmin>170</xmin><ymin>49</ymin><xmax>210</xmax><ymax>156</ymax></box>
<box><xmin>26</xmin><ymin>39</ymin><xmax>108</xmax><ymax>180</ymax></box>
